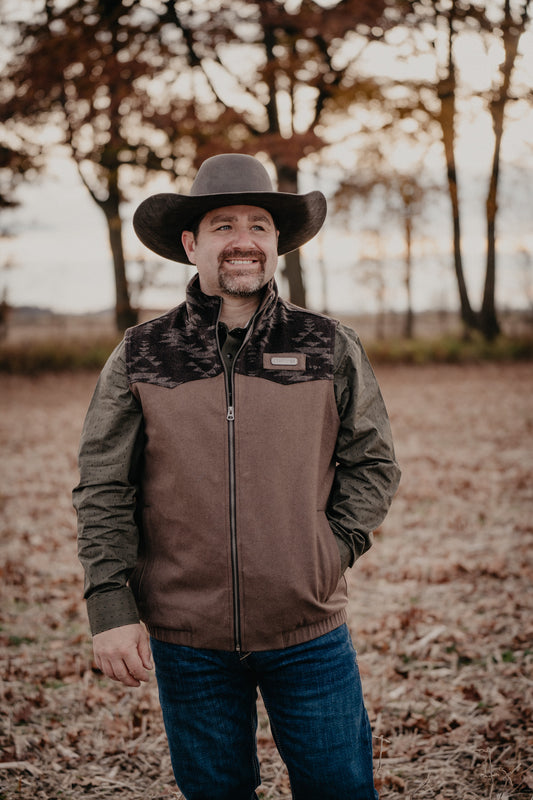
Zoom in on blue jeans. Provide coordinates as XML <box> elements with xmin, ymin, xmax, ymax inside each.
<box><xmin>151</xmin><ymin>624</ymin><xmax>379</xmax><ymax>800</ymax></box>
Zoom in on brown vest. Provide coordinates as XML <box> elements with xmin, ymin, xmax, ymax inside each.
<box><xmin>125</xmin><ymin>278</ymin><xmax>347</xmax><ymax>651</ymax></box>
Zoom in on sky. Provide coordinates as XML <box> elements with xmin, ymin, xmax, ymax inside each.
<box><xmin>2</xmin><ymin>4</ymin><xmax>533</xmax><ymax>318</ymax></box>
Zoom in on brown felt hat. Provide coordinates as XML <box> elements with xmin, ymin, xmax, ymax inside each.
<box><xmin>133</xmin><ymin>153</ymin><xmax>327</xmax><ymax>264</ymax></box>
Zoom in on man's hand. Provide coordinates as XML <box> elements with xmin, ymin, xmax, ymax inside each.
<box><xmin>93</xmin><ymin>623</ymin><xmax>153</xmax><ymax>688</ymax></box>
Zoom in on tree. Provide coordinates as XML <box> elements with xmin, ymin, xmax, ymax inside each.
<box><xmin>330</xmin><ymin>113</ymin><xmax>443</xmax><ymax>339</ymax></box>
<box><xmin>3</xmin><ymin>0</ymin><xmax>208</xmax><ymax>330</ymax></box>
<box><xmin>0</xmin><ymin>6</ymin><xmax>43</xmax><ymax>208</ymax></box>
<box><xmin>0</xmin><ymin>121</ymin><xmax>43</xmax><ymax>336</ymax></box>
<box><xmin>432</xmin><ymin>2</ymin><xmax>477</xmax><ymax>332</ymax></box>
<box><xmin>160</xmin><ymin>0</ymin><xmax>393</xmax><ymax>307</ymax></box>
<box><xmin>335</xmin><ymin>170</ymin><xmax>440</xmax><ymax>339</ymax></box>
<box><xmin>481</xmin><ymin>0</ymin><xmax>532</xmax><ymax>339</ymax></box>
<box><xmin>0</xmin><ymin>138</ymin><xmax>40</xmax><ymax>212</ymax></box>
<box><xmin>3</xmin><ymin>0</ymin><xmax>402</xmax><ymax>321</ymax></box>
<box><xmin>385</xmin><ymin>0</ymin><xmax>532</xmax><ymax>339</ymax></box>
<box><xmin>357</xmin><ymin>228</ymin><xmax>388</xmax><ymax>340</ymax></box>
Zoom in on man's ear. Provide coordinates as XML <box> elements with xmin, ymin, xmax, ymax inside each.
<box><xmin>181</xmin><ymin>230</ymin><xmax>196</xmax><ymax>264</ymax></box>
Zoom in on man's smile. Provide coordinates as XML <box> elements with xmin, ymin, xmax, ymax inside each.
<box><xmin>219</xmin><ymin>249</ymin><xmax>266</xmax><ymax>268</ymax></box>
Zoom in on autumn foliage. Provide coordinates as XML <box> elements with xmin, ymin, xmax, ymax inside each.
<box><xmin>1</xmin><ymin>362</ymin><xmax>532</xmax><ymax>798</ymax></box>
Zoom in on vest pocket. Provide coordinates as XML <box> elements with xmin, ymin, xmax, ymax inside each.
<box><xmin>128</xmin><ymin>505</ymin><xmax>154</xmax><ymax>612</ymax></box>
<box><xmin>316</xmin><ymin>511</ymin><xmax>342</xmax><ymax>602</ymax></box>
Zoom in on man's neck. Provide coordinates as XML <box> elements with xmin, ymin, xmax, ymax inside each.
<box><xmin>218</xmin><ymin>295</ymin><xmax>260</xmax><ymax>329</ymax></box>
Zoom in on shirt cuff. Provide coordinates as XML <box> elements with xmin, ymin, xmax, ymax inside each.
<box><xmin>87</xmin><ymin>587</ymin><xmax>140</xmax><ymax>635</ymax></box>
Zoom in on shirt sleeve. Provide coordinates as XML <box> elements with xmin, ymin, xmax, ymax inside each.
<box><xmin>328</xmin><ymin>323</ymin><xmax>401</xmax><ymax>569</ymax></box>
<box><xmin>73</xmin><ymin>339</ymin><xmax>145</xmax><ymax>635</ymax></box>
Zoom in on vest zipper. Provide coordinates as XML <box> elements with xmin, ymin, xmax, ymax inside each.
<box><xmin>227</xmin><ymin>402</ymin><xmax>240</xmax><ymax>651</ymax></box>
<box><xmin>216</xmin><ymin>320</ymin><xmax>250</xmax><ymax>653</ymax></box>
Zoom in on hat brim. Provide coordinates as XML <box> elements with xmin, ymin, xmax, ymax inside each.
<box><xmin>133</xmin><ymin>190</ymin><xmax>327</xmax><ymax>264</ymax></box>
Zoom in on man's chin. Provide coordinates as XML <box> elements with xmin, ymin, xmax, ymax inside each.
<box><xmin>219</xmin><ymin>271</ymin><xmax>265</xmax><ymax>298</ymax></box>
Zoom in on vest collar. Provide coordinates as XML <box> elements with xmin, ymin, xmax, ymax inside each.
<box><xmin>185</xmin><ymin>274</ymin><xmax>278</xmax><ymax>328</ymax></box>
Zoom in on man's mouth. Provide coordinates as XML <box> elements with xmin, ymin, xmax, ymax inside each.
<box><xmin>220</xmin><ymin>250</ymin><xmax>265</xmax><ymax>269</ymax></box>
<box><xmin>225</xmin><ymin>259</ymin><xmax>258</xmax><ymax>266</ymax></box>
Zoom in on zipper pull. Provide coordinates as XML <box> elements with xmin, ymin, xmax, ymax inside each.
<box><xmin>227</xmin><ymin>406</ymin><xmax>235</xmax><ymax>421</ymax></box>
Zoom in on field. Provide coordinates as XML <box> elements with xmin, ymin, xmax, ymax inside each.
<box><xmin>1</xmin><ymin>361</ymin><xmax>532</xmax><ymax>799</ymax></box>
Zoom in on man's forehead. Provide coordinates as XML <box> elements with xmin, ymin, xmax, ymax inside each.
<box><xmin>204</xmin><ymin>205</ymin><xmax>275</xmax><ymax>224</ymax></box>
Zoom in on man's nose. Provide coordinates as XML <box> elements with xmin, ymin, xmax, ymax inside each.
<box><xmin>231</xmin><ymin>225</ymin><xmax>256</xmax><ymax>249</ymax></box>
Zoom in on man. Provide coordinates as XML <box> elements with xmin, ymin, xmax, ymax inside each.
<box><xmin>73</xmin><ymin>153</ymin><xmax>400</xmax><ymax>800</ymax></box>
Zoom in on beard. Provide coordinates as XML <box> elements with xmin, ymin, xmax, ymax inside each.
<box><xmin>217</xmin><ymin>248</ymin><xmax>267</xmax><ymax>297</ymax></box>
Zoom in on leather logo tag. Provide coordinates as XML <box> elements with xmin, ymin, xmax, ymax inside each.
<box><xmin>263</xmin><ymin>353</ymin><xmax>306</xmax><ymax>371</ymax></box>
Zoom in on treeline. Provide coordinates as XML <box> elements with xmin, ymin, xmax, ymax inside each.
<box><xmin>1</xmin><ymin>0</ymin><xmax>532</xmax><ymax>339</ymax></box>
<box><xmin>1</xmin><ymin>330</ymin><xmax>532</xmax><ymax>374</ymax></box>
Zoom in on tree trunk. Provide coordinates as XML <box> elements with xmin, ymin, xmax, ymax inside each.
<box><xmin>101</xmin><ymin>191</ymin><xmax>138</xmax><ymax>332</ymax></box>
<box><xmin>481</xmin><ymin>179</ymin><xmax>501</xmax><ymax>340</ymax></box>
<box><xmin>272</xmin><ymin>160</ymin><xmax>307</xmax><ymax>308</ymax></box>
<box><xmin>74</xmin><ymin>156</ymin><xmax>138</xmax><ymax>332</ymax></box>
<box><xmin>403</xmin><ymin>215</ymin><xmax>414</xmax><ymax>339</ymax></box>
<box><xmin>479</xmin><ymin>0</ymin><xmax>526</xmax><ymax>341</ymax></box>
<box><xmin>438</xmin><ymin>8</ymin><xmax>479</xmax><ymax>333</ymax></box>
<box><xmin>447</xmin><ymin>162</ymin><xmax>478</xmax><ymax>331</ymax></box>
<box><xmin>376</xmin><ymin>274</ymin><xmax>386</xmax><ymax>341</ymax></box>
<box><xmin>283</xmin><ymin>249</ymin><xmax>307</xmax><ymax>308</ymax></box>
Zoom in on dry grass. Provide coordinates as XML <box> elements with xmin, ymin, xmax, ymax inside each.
<box><xmin>1</xmin><ymin>362</ymin><xmax>532</xmax><ymax>799</ymax></box>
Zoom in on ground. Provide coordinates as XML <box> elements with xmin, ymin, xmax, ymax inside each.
<box><xmin>0</xmin><ymin>362</ymin><xmax>532</xmax><ymax>799</ymax></box>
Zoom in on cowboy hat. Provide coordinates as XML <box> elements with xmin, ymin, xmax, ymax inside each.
<box><xmin>133</xmin><ymin>153</ymin><xmax>327</xmax><ymax>264</ymax></box>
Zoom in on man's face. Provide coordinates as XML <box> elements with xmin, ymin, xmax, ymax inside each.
<box><xmin>181</xmin><ymin>205</ymin><xmax>279</xmax><ymax>299</ymax></box>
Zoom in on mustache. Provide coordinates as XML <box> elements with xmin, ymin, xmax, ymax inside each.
<box><xmin>218</xmin><ymin>248</ymin><xmax>266</xmax><ymax>266</ymax></box>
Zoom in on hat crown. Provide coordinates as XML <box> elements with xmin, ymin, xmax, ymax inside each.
<box><xmin>191</xmin><ymin>154</ymin><xmax>274</xmax><ymax>196</ymax></box>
